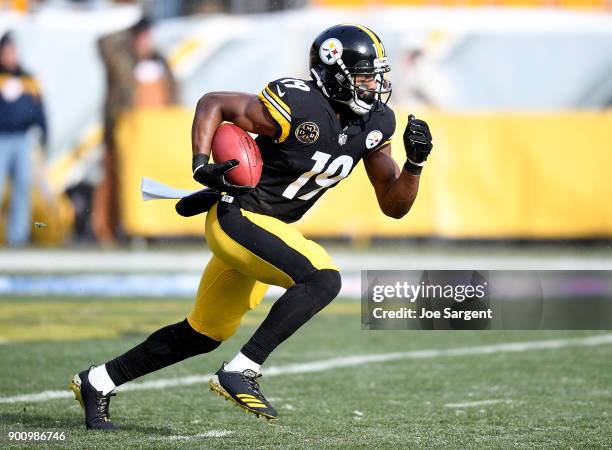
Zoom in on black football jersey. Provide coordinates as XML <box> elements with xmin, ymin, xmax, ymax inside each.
<box><xmin>236</xmin><ymin>78</ymin><xmax>396</xmax><ymax>223</ymax></box>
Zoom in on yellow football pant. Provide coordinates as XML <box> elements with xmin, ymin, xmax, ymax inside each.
<box><xmin>187</xmin><ymin>201</ymin><xmax>338</xmax><ymax>341</ymax></box>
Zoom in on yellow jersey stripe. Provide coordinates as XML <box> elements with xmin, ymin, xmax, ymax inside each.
<box><xmin>258</xmin><ymin>90</ymin><xmax>291</xmax><ymax>143</ymax></box>
<box><xmin>368</xmin><ymin>139</ymin><xmax>391</xmax><ymax>154</ymax></box>
<box><xmin>351</xmin><ymin>24</ymin><xmax>384</xmax><ymax>59</ymax></box>
<box><xmin>369</xmin><ymin>139</ymin><xmax>392</xmax><ymax>154</ymax></box>
<box><xmin>261</xmin><ymin>88</ymin><xmax>290</xmax><ymax>122</ymax></box>
<box><xmin>265</xmin><ymin>86</ymin><xmax>291</xmax><ymax>116</ymax></box>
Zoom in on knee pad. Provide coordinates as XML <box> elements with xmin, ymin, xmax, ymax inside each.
<box><xmin>301</xmin><ymin>269</ymin><xmax>342</xmax><ymax>309</ymax></box>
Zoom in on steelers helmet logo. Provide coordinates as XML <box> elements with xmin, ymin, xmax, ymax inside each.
<box><xmin>295</xmin><ymin>122</ymin><xmax>320</xmax><ymax>144</ymax></box>
<box><xmin>366</xmin><ymin>130</ymin><xmax>383</xmax><ymax>149</ymax></box>
<box><xmin>319</xmin><ymin>38</ymin><xmax>343</xmax><ymax>65</ymax></box>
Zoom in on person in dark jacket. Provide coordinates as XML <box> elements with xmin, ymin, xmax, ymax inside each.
<box><xmin>0</xmin><ymin>32</ymin><xmax>47</xmax><ymax>246</ymax></box>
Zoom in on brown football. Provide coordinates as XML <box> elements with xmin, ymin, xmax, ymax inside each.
<box><xmin>211</xmin><ymin>123</ymin><xmax>262</xmax><ymax>186</ymax></box>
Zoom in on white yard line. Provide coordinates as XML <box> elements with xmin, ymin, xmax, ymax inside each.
<box><xmin>445</xmin><ymin>399</ymin><xmax>513</xmax><ymax>408</ymax></box>
<box><xmin>165</xmin><ymin>430</ymin><xmax>233</xmax><ymax>440</ymax></box>
<box><xmin>1</xmin><ymin>333</ymin><xmax>611</xmax><ymax>404</ymax></box>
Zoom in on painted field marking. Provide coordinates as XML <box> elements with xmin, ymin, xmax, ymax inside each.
<box><xmin>445</xmin><ymin>399</ymin><xmax>513</xmax><ymax>408</ymax></box>
<box><xmin>165</xmin><ymin>430</ymin><xmax>233</xmax><ymax>440</ymax></box>
<box><xmin>1</xmin><ymin>333</ymin><xmax>611</xmax><ymax>404</ymax></box>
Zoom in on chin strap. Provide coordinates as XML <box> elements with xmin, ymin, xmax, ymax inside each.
<box><xmin>345</xmin><ymin>98</ymin><xmax>371</xmax><ymax>115</ymax></box>
<box><xmin>310</xmin><ymin>68</ymin><xmax>330</xmax><ymax>98</ymax></box>
<box><xmin>311</xmin><ymin>66</ymin><xmax>373</xmax><ymax>115</ymax></box>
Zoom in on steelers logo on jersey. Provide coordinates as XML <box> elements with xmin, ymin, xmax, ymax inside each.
<box><xmin>366</xmin><ymin>130</ymin><xmax>383</xmax><ymax>149</ymax></box>
<box><xmin>295</xmin><ymin>122</ymin><xmax>320</xmax><ymax>144</ymax></box>
<box><xmin>319</xmin><ymin>38</ymin><xmax>343</xmax><ymax>65</ymax></box>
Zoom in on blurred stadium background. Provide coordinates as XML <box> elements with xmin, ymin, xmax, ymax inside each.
<box><xmin>0</xmin><ymin>1</ymin><xmax>611</xmax><ymax>446</ymax></box>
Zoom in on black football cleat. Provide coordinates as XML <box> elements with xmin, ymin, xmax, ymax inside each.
<box><xmin>69</xmin><ymin>367</ymin><xmax>117</xmax><ymax>430</ymax></box>
<box><xmin>209</xmin><ymin>363</ymin><xmax>277</xmax><ymax>420</ymax></box>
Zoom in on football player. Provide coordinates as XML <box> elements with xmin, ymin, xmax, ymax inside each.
<box><xmin>70</xmin><ymin>24</ymin><xmax>433</xmax><ymax>428</ymax></box>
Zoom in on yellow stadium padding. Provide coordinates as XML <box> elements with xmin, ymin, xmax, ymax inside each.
<box><xmin>114</xmin><ymin>107</ymin><xmax>612</xmax><ymax>239</ymax></box>
<box><xmin>115</xmin><ymin>107</ymin><xmax>208</xmax><ymax>236</ymax></box>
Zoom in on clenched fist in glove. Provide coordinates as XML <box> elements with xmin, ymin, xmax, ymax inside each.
<box><xmin>403</xmin><ymin>115</ymin><xmax>433</xmax><ymax>176</ymax></box>
<box><xmin>192</xmin><ymin>153</ymin><xmax>254</xmax><ymax>194</ymax></box>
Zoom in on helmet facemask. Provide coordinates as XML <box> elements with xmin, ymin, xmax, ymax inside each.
<box><xmin>337</xmin><ymin>58</ymin><xmax>392</xmax><ymax>115</ymax></box>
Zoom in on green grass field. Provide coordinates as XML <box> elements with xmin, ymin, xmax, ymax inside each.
<box><xmin>1</xmin><ymin>296</ymin><xmax>611</xmax><ymax>449</ymax></box>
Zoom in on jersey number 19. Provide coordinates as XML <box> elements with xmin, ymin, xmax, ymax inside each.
<box><xmin>282</xmin><ymin>151</ymin><xmax>354</xmax><ymax>201</ymax></box>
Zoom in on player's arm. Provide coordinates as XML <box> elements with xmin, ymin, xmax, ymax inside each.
<box><xmin>190</xmin><ymin>92</ymin><xmax>277</xmax><ymax>193</ymax></box>
<box><xmin>364</xmin><ymin>115</ymin><xmax>433</xmax><ymax>219</ymax></box>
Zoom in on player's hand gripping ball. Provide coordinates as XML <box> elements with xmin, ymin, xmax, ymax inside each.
<box><xmin>192</xmin><ymin>124</ymin><xmax>262</xmax><ymax>194</ymax></box>
<box><xmin>403</xmin><ymin>115</ymin><xmax>433</xmax><ymax>176</ymax></box>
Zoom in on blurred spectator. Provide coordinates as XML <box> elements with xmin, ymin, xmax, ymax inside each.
<box><xmin>0</xmin><ymin>32</ymin><xmax>47</xmax><ymax>246</ymax></box>
<box><xmin>92</xmin><ymin>17</ymin><xmax>178</xmax><ymax>244</ymax></box>
<box><xmin>398</xmin><ymin>34</ymin><xmax>454</xmax><ymax>109</ymax></box>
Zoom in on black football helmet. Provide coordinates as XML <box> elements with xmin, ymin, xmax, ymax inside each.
<box><xmin>309</xmin><ymin>24</ymin><xmax>391</xmax><ymax>115</ymax></box>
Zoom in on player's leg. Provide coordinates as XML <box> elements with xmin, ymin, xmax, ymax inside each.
<box><xmin>208</xmin><ymin>201</ymin><xmax>342</xmax><ymax>365</ymax></box>
<box><xmin>205</xmin><ymin>200</ymin><xmax>342</xmax><ymax>418</ymax></box>
<box><xmin>69</xmin><ymin>318</ymin><xmax>219</xmax><ymax>430</ymax></box>
<box><xmin>187</xmin><ymin>255</ymin><xmax>269</xmax><ymax>342</ymax></box>
<box><xmin>70</xmin><ymin>255</ymin><xmax>266</xmax><ymax>430</ymax></box>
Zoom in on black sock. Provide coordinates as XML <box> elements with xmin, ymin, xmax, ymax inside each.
<box><xmin>105</xmin><ymin>319</ymin><xmax>221</xmax><ymax>386</ymax></box>
<box><xmin>241</xmin><ymin>269</ymin><xmax>341</xmax><ymax>365</ymax></box>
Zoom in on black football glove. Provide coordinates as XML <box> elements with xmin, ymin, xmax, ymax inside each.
<box><xmin>403</xmin><ymin>114</ymin><xmax>433</xmax><ymax>176</ymax></box>
<box><xmin>192</xmin><ymin>154</ymin><xmax>254</xmax><ymax>194</ymax></box>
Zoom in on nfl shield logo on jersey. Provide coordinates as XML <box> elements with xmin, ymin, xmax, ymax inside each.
<box><xmin>366</xmin><ymin>130</ymin><xmax>383</xmax><ymax>149</ymax></box>
<box><xmin>338</xmin><ymin>133</ymin><xmax>348</xmax><ymax>146</ymax></box>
